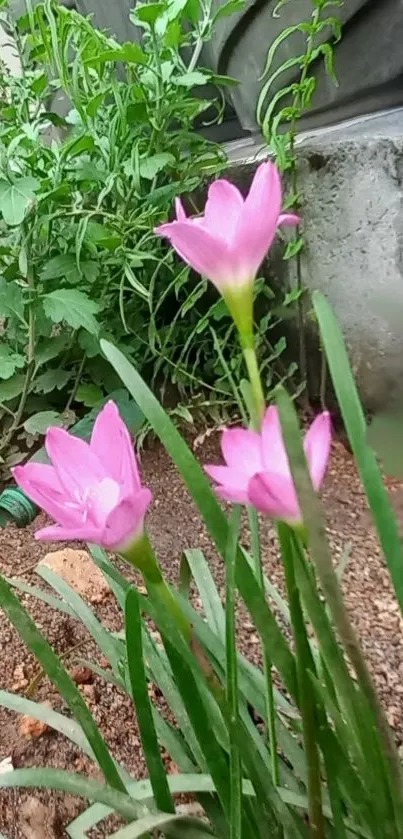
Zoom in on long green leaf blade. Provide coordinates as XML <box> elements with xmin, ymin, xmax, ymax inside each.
<box><xmin>313</xmin><ymin>291</ymin><xmax>403</xmax><ymax>614</ymax></box>
<box><xmin>125</xmin><ymin>587</ymin><xmax>175</xmax><ymax>813</ymax></box>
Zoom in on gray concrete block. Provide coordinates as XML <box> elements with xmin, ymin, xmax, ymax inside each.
<box><xmin>225</xmin><ymin>110</ymin><xmax>403</xmax><ymax>409</ymax></box>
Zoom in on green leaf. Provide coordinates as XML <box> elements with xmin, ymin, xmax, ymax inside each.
<box><xmin>107</xmin><ymin>813</ymin><xmax>214</xmax><ymax>839</ymax></box>
<box><xmin>23</xmin><ymin>410</ymin><xmax>64</xmax><ymax>434</ymax></box>
<box><xmin>43</xmin><ymin>289</ymin><xmax>99</xmax><ymax>335</ymax></box>
<box><xmin>134</xmin><ymin>2</ymin><xmax>165</xmax><ymax>24</ymax></box>
<box><xmin>0</xmin><ymin>769</ymin><xmax>142</xmax><ymax>821</ymax></box>
<box><xmin>33</xmin><ymin>369</ymin><xmax>71</xmax><ymax>394</ymax></box>
<box><xmin>0</xmin><ymin>573</ymin><xmax>126</xmax><ymax>792</ymax></box>
<box><xmin>173</xmin><ymin>71</ymin><xmax>209</xmax><ymax>87</ymax></box>
<box><xmin>181</xmin><ymin>549</ymin><xmax>224</xmax><ymax>638</ymax></box>
<box><xmin>85</xmin><ymin>221</ymin><xmax>120</xmax><ymax>250</ymax></box>
<box><xmin>61</xmin><ymin>134</ymin><xmax>95</xmax><ymax>161</ymax></box>
<box><xmin>0</xmin><ymin>345</ymin><xmax>25</xmax><ymax>379</ymax></box>
<box><xmin>0</xmin><ymin>278</ymin><xmax>25</xmax><ymax>321</ymax></box>
<box><xmin>75</xmin><ymin>383</ymin><xmax>104</xmax><ymax>407</ymax></box>
<box><xmin>212</xmin><ymin>0</ymin><xmax>245</xmax><ymax>19</ymax></box>
<box><xmin>78</xmin><ymin>331</ymin><xmax>100</xmax><ymax>359</ymax></box>
<box><xmin>139</xmin><ymin>153</ymin><xmax>175</xmax><ymax>180</ymax></box>
<box><xmin>35</xmin><ymin>335</ymin><xmax>72</xmax><ymax>366</ymax></box>
<box><xmin>125</xmin><ymin>588</ymin><xmax>175</xmax><ymax>813</ymax></box>
<box><xmin>0</xmin><ymin>177</ymin><xmax>39</xmax><ymax>226</ymax></box>
<box><xmin>313</xmin><ymin>291</ymin><xmax>403</xmax><ymax>616</ymax></box>
<box><xmin>41</xmin><ymin>254</ymin><xmax>79</xmax><ymax>282</ymax></box>
<box><xmin>0</xmin><ymin>690</ymin><xmax>94</xmax><ymax>759</ymax></box>
<box><xmin>0</xmin><ymin>373</ymin><xmax>25</xmax><ymax>403</ymax></box>
<box><xmin>86</xmin><ymin>42</ymin><xmax>147</xmax><ymax>66</ymax></box>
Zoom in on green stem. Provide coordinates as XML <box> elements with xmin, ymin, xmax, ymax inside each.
<box><xmin>278</xmin><ymin>523</ymin><xmax>325</xmax><ymax>839</ymax></box>
<box><xmin>226</xmin><ymin>507</ymin><xmax>242</xmax><ymax>839</ymax></box>
<box><xmin>242</xmin><ymin>344</ymin><xmax>265</xmax><ymax>429</ymax></box>
<box><xmin>248</xmin><ymin>507</ymin><xmax>279</xmax><ymax>786</ymax></box>
<box><xmin>121</xmin><ymin>533</ymin><xmax>191</xmax><ymax>641</ymax></box>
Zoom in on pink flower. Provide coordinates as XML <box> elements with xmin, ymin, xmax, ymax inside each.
<box><xmin>155</xmin><ymin>162</ymin><xmax>298</xmax><ymax>293</ymax></box>
<box><xmin>205</xmin><ymin>407</ymin><xmax>331</xmax><ymax>524</ymax></box>
<box><xmin>13</xmin><ymin>402</ymin><xmax>152</xmax><ymax>550</ymax></box>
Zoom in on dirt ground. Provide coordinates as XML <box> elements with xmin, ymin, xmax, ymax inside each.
<box><xmin>0</xmin><ymin>433</ymin><xmax>403</xmax><ymax>837</ymax></box>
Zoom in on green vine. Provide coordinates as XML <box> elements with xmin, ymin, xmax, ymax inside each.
<box><xmin>257</xmin><ymin>0</ymin><xmax>344</xmax><ymax>405</ymax></box>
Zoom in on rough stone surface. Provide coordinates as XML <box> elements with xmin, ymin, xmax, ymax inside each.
<box><xmin>39</xmin><ymin>548</ymin><xmax>110</xmax><ymax>600</ymax></box>
<box><xmin>226</xmin><ymin>110</ymin><xmax>403</xmax><ymax>409</ymax></box>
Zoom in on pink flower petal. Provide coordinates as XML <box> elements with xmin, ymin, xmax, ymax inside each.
<box><xmin>247</xmin><ymin>471</ymin><xmax>300</xmax><ymax>522</ymax></box>
<box><xmin>303</xmin><ymin>412</ymin><xmax>331</xmax><ymax>490</ymax></box>
<box><xmin>221</xmin><ymin>428</ymin><xmax>262</xmax><ymax>475</ymax></box>
<box><xmin>45</xmin><ymin>427</ymin><xmax>105</xmax><ymax>496</ymax></box>
<box><xmin>155</xmin><ymin>221</ymin><xmax>233</xmax><ymax>290</ymax></box>
<box><xmin>87</xmin><ymin>477</ymin><xmax>121</xmax><ymax>528</ymax></box>
<box><xmin>102</xmin><ymin>488</ymin><xmax>152</xmax><ymax>550</ymax></box>
<box><xmin>90</xmin><ymin>401</ymin><xmax>141</xmax><ymax>496</ymax></box>
<box><xmin>278</xmin><ymin>213</ymin><xmax>300</xmax><ymax>227</ymax></box>
<box><xmin>233</xmin><ymin>162</ymin><xmax>282</xmax><ymax>278</ymax></box>
<box><xmin>261</xmin><ymin>406</ymin><xmax>290</xmax><ymax>475</ymax></box>
<box><xmin>12</xmin><ymin>463</ymin><xmax>82</xmax><ymax>526</ymax></box>
<box><xmin>34</xmin><ymin>523</ymin><xmax>101</xmax><ymax>543</ymax></box>
<box><xmin>203</xmin><ymin>180</ymin><xmax>244</xmax><ymax>244</ymax></box>
<box><xmin>204</xmin><ymin>464</ymin><xmax>249</xmax><ymax>504</ymax></box>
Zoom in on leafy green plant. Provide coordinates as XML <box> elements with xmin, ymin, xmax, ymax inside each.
<box><xmin>257</xmin><ymin>0</ymin><xmax>344</xmax><ymax>398</ymax></box>
<box><xmin>0</xmin><ymin>0</ymin><xmax>296</xmax><ymax>470</ymax></box>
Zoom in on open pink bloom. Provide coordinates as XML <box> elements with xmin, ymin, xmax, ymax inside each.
<box><xmin>205</xmin><ymin>407</ymin><xmax>331</xmax><ymax>524</ymax></box>
<box><xmin>154</xmin><ymin>161</ymin><xmax>299</xmax><ymax>293</ymax></box>
<box><xmin>13</xmin><ymin>402</ymin><xmax>152</xmax><ymax>551</ymax></box>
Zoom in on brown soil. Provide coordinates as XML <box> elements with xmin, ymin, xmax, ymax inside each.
<box><xmin>0</xmin><ymin>435</ymin><xmax>403</xmax><ymax>837</ymax></box>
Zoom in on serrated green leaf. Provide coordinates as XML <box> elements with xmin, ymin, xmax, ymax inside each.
<box><xmin>35</xmin><ymin>335</ymin><xmax>72</xmax><ymax>366</ymax></box>
<box><xmin>139</xmin><ymin>153</ymin><xmax>175</xmax><ymax>180</ymax></box>
<box><xmin>0</xmin><ymin>373</ymin><xmax>25</xmax><ymax>403</ymax></box>
<box><xmin>41</xmin><ymin>254</ymin><xmax>78</xmax><ymax>282</ymax></box>
<box><xmin>0</xmin><ymin>177</ymin><xmax>39</xmax><ymax>226</ymax></box>
<box><xmin>43</xmin><ymin>289</ymin><xmax>99</xmax><ymax>335</ymax></box>
<box><xmin>78</xmin><ymin>330</ymin><xmax>100</xmax><ymax>359</ymax></box>
<box><xmin>33</xmin><ymin>369</ymin><xmax>71</xmax><ymax>394</ymax></box>
<box><xmin>134</xmin><ymin>2</ymin><xmax>165</xmax><ymax>25</ymax></box>
<box><xmin>0</xmin><ymin>346</ymin><xmax>25</xmax><ymax>379</ymax></box>
<box><xmin>75</xmin><ymin>383</ymin><xmax>104</xmax><ymax>407</ymax></box>
<box><xmin>23</xmin><ymin>410</ymin><xmax>64</xmax><ymax>434</ymax></box>
<box><xmin>173</xmin><ymin>71</ymin><xmax>209</xmax><ymax>88</ymax></box>
<box><xmin>0</xmin><ymin>278</ymin><xmax>25</xmax><ymax>321</ymax></box>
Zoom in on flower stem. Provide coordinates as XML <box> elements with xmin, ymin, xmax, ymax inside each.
<box><xmin>278</xmin><ymin>522</ymin><xmax>325</xmax><ymax>839</ymax></box>
<box><xmin>121</xmin><ymin>533</ymin><xmax>191</xmax><ymax>641</ymax></box>
<box><xmin>242</xmin><ymin>342</ymin><xmax>265</xmax><ymax>429</ymax></box>
<box><xmin>248</xmin><ymin>506</ymin><xmax>279</xmax><ymax>786</ymax></box>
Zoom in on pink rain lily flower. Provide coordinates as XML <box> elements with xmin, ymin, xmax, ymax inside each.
<box><xmin>205</xmin><ymin>407</ymin><xmax>331</xmax><ymax>524</ymax></box>
<box><xmin>155</xmin><ymin>161</ymin><xmax>299</xmax><ymax>294</ymax></box>
<box><xmin>13</xmin><ymin>401</ymin><xmax>152</xmax><ymax>551</ymax></box>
